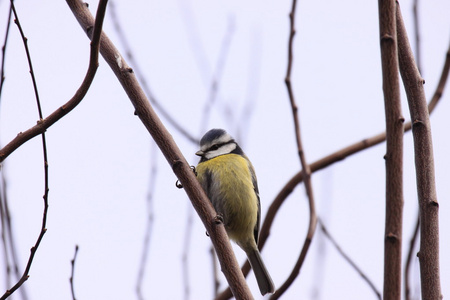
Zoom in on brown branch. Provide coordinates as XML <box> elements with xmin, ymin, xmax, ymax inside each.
<box><xmin>271</xmin><ymin>0</ymin><xmax>317</xmax><ymax>298</ymax></box>
<box><xmin>1</xmin><ymin>0</ymin><xmax>107</xmax><ymax>299</ymax></box>
<box><xmin>69</xmin><ymin>245</ymin><xmax>79</xmax><ymax>300</ymax></box>
<box><xmin>378</xmin><ymin>1</ymin><xmax>404</xmax><ymax>299</ymax></box>
<box><xmin>65</xmin><ymin>1</ymin><xmax>254</xmax><ymax>299</ymax></box>
<box><xmin>0</xmin><ymin>0</ymin><xmax>105</xmax><ymax>163</ymax></box>
<box><xmin>396</xmin><ymin>3</ymin><xmax>442</xmax><ymax>299</ymax></box>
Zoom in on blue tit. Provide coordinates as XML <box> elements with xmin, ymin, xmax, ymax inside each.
<box><xmin>195</xmin><ymin>128</ymin><xmax>275</xmax><ymax>296</ymax></box>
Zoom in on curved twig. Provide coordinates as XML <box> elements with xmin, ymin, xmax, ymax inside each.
<box><xmin>69</xmin><ymin>245</ymin><xmax>79</xmax><ymax>300</ymax></box>
<box><xmin>108</xmin><ymin>0</ymin><xmax>198</xmax><ymax>144</ymax></box>
<box><xmin>0</xmin><ymin>1</ymin><xmax>107</xmax><ymax>299</ymax></box>
<box><xmin>318</xmin><ymin>219</ymin><xmax>382</xmax><ymax>300</ymax></box>
<box><xmin>270</xmin><ymin>0</ymin><xmax>317</xmax><ymax>298</ymax></box>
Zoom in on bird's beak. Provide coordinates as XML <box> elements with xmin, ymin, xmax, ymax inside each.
<box><xmin>195</xmin><ymin>150</ymin><xmax>204</xmax><ymax>156</ymax></box>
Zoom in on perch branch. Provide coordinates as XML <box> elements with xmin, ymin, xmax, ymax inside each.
<box><xmin>65</xmin><ymin>0</ymin><xmax>253</xmax><ymax>298</ymax></box>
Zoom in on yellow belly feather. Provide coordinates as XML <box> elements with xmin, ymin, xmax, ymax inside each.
<box><xmin>197</xmin><ymin>154</ymin><xmax>258</xmax><ymax>243</ymax></box>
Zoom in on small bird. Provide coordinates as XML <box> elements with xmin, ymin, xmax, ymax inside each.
<box><xmin>195</xmin><ymin>128</ymin><xmax>275</xmax><ymax>295</ymax></box>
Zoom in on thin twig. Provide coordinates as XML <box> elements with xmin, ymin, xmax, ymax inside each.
<box><xmin>396</xmin><ymin>3</ymin><xmax>442</xmax><ymax>299</ymax></box>
<box><xmin>0</xmin><ymin>2</ymin><xmax>13</xmax><ymax>101</ymax></box>
<box><xmin>66</xmin><ymin>1</ymin><xmax>254</xmax><ymax>298</ymax></box>
<box><xmin>0</xmin><ymin>0</ymin><xmax>106</xmax><ymax>163</ymax></box>
<box><xmin>318</xmin><ymin>219</ymin><xmax>382</xmax><ymax>300</ymax></box>
<box><xmin>404</xmin><ymin>214</ymin><xmax>420</xmax><ymax>300</ymax></box>
<box><xmin>69</xmin><ymin>245</ymin><xmax>79</xmax><ymax>300</ymax></box>
<box><xmin>108</xmin><ymin>0</ymin><xmax>198</xmax><ymax>144</ymax></box>
<box><xmin>136</xmin><ymin>141</ymin><xmax>158</xmax><ymax>300</ymax></box>
<box><xmin>0</xmin><ymin>1</ymin><xmax>108</xmax><ymax>299</ymax></box>
<box><xmin>271</xmin><ymin>0</ymin><xmax>317</xmax><ymax>298</ymax></box>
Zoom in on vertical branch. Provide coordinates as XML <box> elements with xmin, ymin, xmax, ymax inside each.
<box><xmin>69</xmin><ymin>245</ymin><xmax>79</xmax><ymax>300</ymax></box>
<box><xmin>0</xmin><ymin>2</ymin><xmax>13</xmax><ymax>100</ymax></box>
<box><xmin>395</xmin><ymin>3</ymin><xmax>442</xmax><ymax>300</ymax></box>
<box><xmin>378</xmin><ymin>1</ymin><xmax>404</xmax><ymax>300</ymax></box>
<box><xmin>271</xmin><ymin>0</ymin><xmax>317</xmax><ymax>298</ymax></box>
<box><xmin>404</xmin><ymin>216</ymin><xmax>420</xmax><ymax>300</ymax></box>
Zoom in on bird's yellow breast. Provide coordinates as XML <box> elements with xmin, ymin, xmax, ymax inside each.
<box><xmin>196</xmin><ymin>154</ymin><xmax>258</xmax><ymax>244</ymax></box>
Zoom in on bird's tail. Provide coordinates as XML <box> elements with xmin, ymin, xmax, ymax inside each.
<box><xmin>246</xmin><ymin>248</ymin><xmax>275</xmax><ymax>295</ymax></box>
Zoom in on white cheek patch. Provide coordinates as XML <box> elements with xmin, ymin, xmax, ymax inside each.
<box><xmin>205</xmin><ymin>142</ymin><xmax>236</xmax><ymax>159</ymax></box>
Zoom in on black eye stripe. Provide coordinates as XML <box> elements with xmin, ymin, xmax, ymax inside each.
<box><xmin>208</xmin><ymin>140</ymin><xmax>234</xmax><ymax>152</ymax></box>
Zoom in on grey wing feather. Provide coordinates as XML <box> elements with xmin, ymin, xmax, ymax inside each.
<box><xmin>248</xmin><ymin>161</ymin><xmax>261</xmax><ymax>244</ymax></box>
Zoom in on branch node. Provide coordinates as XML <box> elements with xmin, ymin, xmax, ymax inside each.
<box><xmin>430</xmin><ymin>200</ymin><xmax>439</xmax><ymax>208</ymax></box>
<box><xmin>386</xmin><ymin>232</ymin><xmax>398</xmax><ymax>243</ymax></box>
<box><xmin>380</xmin><ymin>33</ymin><xmax>395</xmax><ymax>43</ymax></box>
<box><xmin>214</xmin><ymin>214</ymin><xmax>224</xmax><ymax>225</ymax></box>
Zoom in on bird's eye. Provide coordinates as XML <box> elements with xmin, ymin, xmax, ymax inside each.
<box><xmin>210</xmin><ymin>144</ymin><xmax>220</xmax><ymax>151</ymax></box>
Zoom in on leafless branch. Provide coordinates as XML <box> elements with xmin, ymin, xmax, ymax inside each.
<box><xmin>0</xmin><ymin>0</ymin><xmax>106</xmax><ymax>163</ymax></box>
<box><xmin>396</xmin><ymin>3</ymin><xmax>442</xmax><ymax>299</ymax></box>
<box><xmin>318</xmin><ymin>219</ymin><xmax>382</xmax><ymax>299</ymax></box>
<box><xmin>69</xmin><ymin>245</ymin><xmax>79</xmax><ymax>300</ymax></box>
<box><xmin>271</xmin><ymin>0</ymin><xmax>317</xmax><ymax>298</ymax></box>
<box><xmin>136</xmin><ymin>141</ymin><xmax>158</xmax><ymax>300</ymax></box>
<box><xmin>404</xmin><ymin>213</ymin><xmax>420</xmax><ymax>300</ymax></box>
<box><xmin>0</xmin><ymin>2</ymin><xmax>12</xmax><ymax>100</ymax></box>
<box><xmin>3</xmin><ymin>0</ymin><xmax>106</xmax><ymax>297</ymax></box>
<box><xmin>66</xmin><ymin>1</ymin><xmax>254</xmax><ymax>298</ymax></box>
<box><xmin>108</xmin><ymin>0</ymin><xmax>198</xmax><ymax>144</ymax></box>
<box><xmin>378</xmin><ymin>0</ymin><xmax>404</xmax><ymax>299</ymax></box>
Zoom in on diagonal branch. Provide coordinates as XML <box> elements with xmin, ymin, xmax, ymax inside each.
<box><xmin>396</xmin><ymin>3</ymin><xmax>442</xmax><ymax>299</ymax></box>
<box><xmin>65</xmin><ymin>0</ymin><xmax>254</xmax><ymax>298</ymax></box>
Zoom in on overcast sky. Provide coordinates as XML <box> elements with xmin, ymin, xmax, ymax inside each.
<box><xmin>0</xmin><ymin>0</ymin><xmax>449</xmax><ymax>299</ymax></box>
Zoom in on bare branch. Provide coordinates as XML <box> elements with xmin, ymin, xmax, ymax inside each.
<box><xmin>396</xmin><ymin>3</ymin><xmax>442</xmax><ymax>299</ymax></box>
<box><xmin>69</xmin><ymin>245</ymin><xmax>79</xmax><ymax>300</ymax></box>
<box><xmin>65</xmin><ymin>1</ymin><xmax>254</xmax><ymax>298</ymax></box>
<box><xmin>108</xmin><ymin>1</ymin><xmax>198</xmax><ymax>144</ymax></box>
<box><xmin>271</xmin><ymin>0</ymin><xmax>317</xmax><ymax>298</ymax></box>
<box><xmin>0</xmin><ymin>1</ymin><xmax>108</xmax><ymax>299</ymax></box>
<box><xmin>378</xmin><ymin>0</ymin><xmax>404</xmax><ymax>299</ymax></box>
<box><xmin>0</xmin><ymin>0</ymin><xmax>106</xmax><ymax>163</ymax></box>
<box><xmin>0</xmin><ymin>3</ymin><xmax>13</xmax><ymax>101</ymax></box>
<box><xmin>404</xmin><ymin>214</ymin><xmax>420</xmax><ymax>300</ymax></box>
<box><xmin>318</xmin><ymin>219</ymin><xmax>382</xmax><ymax>300</ymax></box>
